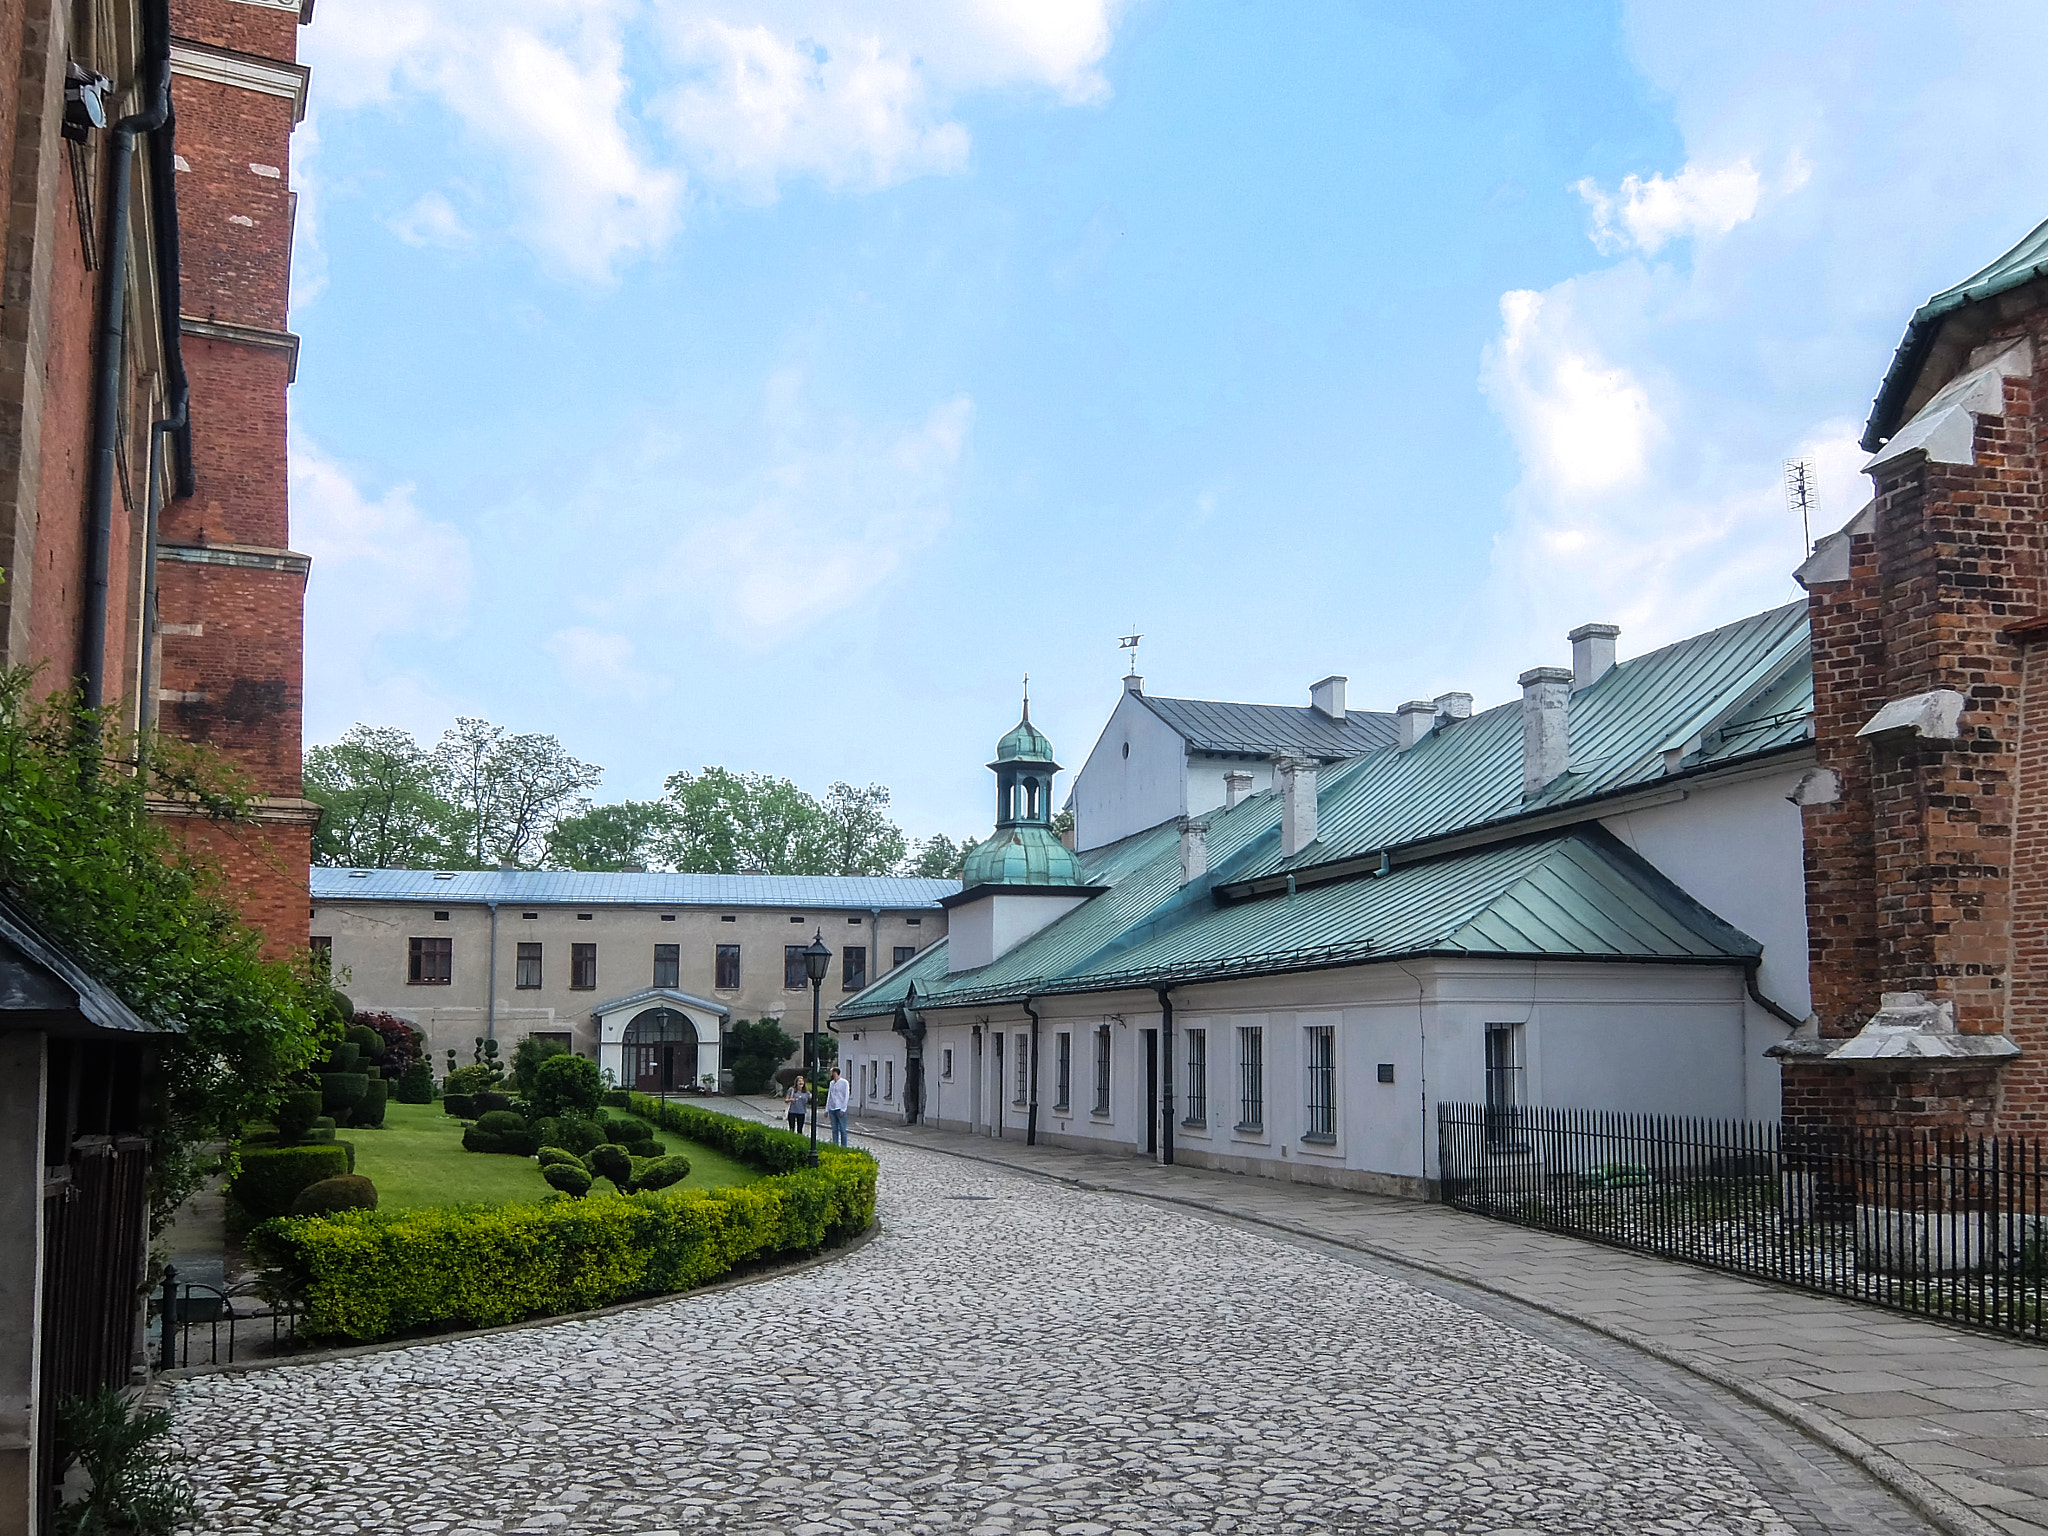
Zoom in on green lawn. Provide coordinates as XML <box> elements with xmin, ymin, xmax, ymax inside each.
<box><xmin>345</xmin><ymin>1101</ymin><xmax>761</xmax><ymax>1211</ymax></box>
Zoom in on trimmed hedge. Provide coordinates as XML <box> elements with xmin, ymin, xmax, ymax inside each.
<box><xmin>627</xmin><ymin>1096</ymin><xmax>814</xmax><ymax>1174</ymax></box>
<box><xmin>290</xmin><ymin>1174</ymin><xmax>378</xmax><ymax>1216</ymax></box>
<box><xmin>251</xmin><ymin>1151</ymin><xmax>877</xmax><ymax>1341</ymax></box>
<box><xmin>356</xmin><ymin>1079</ymin><xmax>390</xmax><ymax>1128</ymax></box>
<box><xmin>392</xmin><ymin>1063</ymin><xmax>434</xmax><ymax>1104</ymax></box>
<box><xmin>232</xmin><ymin>1143</ymin><xmax>354</xmax><ymax>1220</ymax></box>
<box><xmin>443</xmin><ymin>1094</ymin><xmax>477</xmax><ymax>1119</ymax></box>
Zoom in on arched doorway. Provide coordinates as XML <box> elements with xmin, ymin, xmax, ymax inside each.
<box><xmin>622</xmin><ymin>1008</ymin><xmax>698</xmax><ymax>1093</ymax></box>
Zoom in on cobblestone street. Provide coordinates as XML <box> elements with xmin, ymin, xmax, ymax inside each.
<box><xmin>169</xmin><ymin>1142</ymin><xmax>1930</xmax><ymax>1535</ymax></box>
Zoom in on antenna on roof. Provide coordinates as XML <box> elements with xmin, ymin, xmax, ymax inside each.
<box><xmin>1118</xmin><ymin>633</ymin><xmax>1141</xmax><ymax>674</ymax></box>
<box><xmin>1785</xmin><ymin>458</ymin><xmax>1816</xmax><ymax>555</ymax></box>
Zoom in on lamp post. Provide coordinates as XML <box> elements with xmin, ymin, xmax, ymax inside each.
<box><xmin>802</xmin><ymin>930</ymin><xmax>832</xmax><ymax>1168</ymax></box>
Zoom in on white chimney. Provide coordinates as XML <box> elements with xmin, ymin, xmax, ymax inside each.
<box><xmin>1569</xmin><ymin>623</ymin><xmax>1620</xmax><ymax>691</ymax></box>
<box><xmin>1277</xmin><ymin>757</ymin><xmax>1319</xmax><ymax>856</ymax></box>
<box><xmin>1519</xmin><ymin>666</ymin><xmax>1573</xmax><ymax>796</ymax></box>
<box><xmin>1123</xmin><ymin>673</ymin><xmax>1144</xmax><ymax>695</ymax></box>
<box><xmin>1395</xmin><ymin>700</ymin><xmax>1435</xmax><ymax>751</ymax></box>
<box><xmin>1223</xmin><ymin>770</ymin><xmax>1254</xmax><ymax>810</ymax></box>
<box><xmin>1434</xmin><ymin>692</ymin><xmax>1473</xmax><ymax>721</ymax></box>
<box><xmin>1310</xmin><ymin>675</ymin><xmax>1347</xmax><ymax>720</ymax></box>
<box><xmin>1178</xmin><ymin>815</ymin><xmax>1212</xmax><ymax>883</ymax></box>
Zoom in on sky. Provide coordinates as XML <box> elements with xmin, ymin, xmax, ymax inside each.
<box><xmin>290</xmin><ymin>0</ymin><xmax>2048</xmax><ymax>848</ymax></box>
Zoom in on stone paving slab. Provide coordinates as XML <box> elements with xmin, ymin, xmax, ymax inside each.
<box><xmin>834</xmin><ymin>1109</ymin><xmax>2048</xmax><ymax>1536</ymax></box>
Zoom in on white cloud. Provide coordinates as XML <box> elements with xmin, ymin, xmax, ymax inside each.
<box><xmin>1483</xmin><ymin>287</ymin><xmax>1661</xmax><ymax>497</ymax></box>
<box><xmin>1575</xmin><ymin>159</ymin><xmax>1762</xmax><ymax>255</ymax></box>
<box><xmin>302</xmin><ymin>0</ymin><xmax>1126</xmax><ymax>275</ymax></box>
<box><xmin>386</xmin><ymin>190</ymin><xmax>472</xmax><ymax>248</ymax></box>
<box><xmin>546</xmin><ymin>627</ymin><xmax>669</xmax><ymax>700</ymax></box>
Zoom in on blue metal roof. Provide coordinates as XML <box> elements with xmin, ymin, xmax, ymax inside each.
<box><xmin>1137</xmin><ymin>695</ymin><xmax>1397</xmax><ymax>758</ymax></box>
<box><xmin>310</xmin><ymin>869</ymin><xmax>958</xmax><ymax>909</ymax></box>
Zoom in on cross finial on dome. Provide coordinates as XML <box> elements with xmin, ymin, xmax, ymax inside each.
<box><xmin>1022</xmin><ymin>673</ymin><xmax>1030</xmax><ymax>722</ymax></box>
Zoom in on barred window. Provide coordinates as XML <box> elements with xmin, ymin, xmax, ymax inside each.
<box><xmin>1055</xmin><ymin>1032</ymin><xmax>1071</xmax><ymax>1111</ymax></box>
<box><xmin>1093</xmin><ymin>1025</ymin><xmax>1111</xmax><ymax>1114</ymax></box>
<box><xmin>884</xmin><ymin>1061</ymin><xmax>894</xmax><ymax>1099</ymax></box>
<box><xmin>570</xmin><ymin>943</ymin><xmax>596</xmax><ymax>991</ymax></box>
<box><xmin>1304</xmin><ymin>1025</ymin><xmax>1335</xmax><ymax>1140</ymax></box>
<box><xmin>515</xmin><ymin>942</ymin><xmax>542</xmax><ymax>989</ymax></box>
<box><xmin>1014</xmin><ymin>1032</ymin><xmax>1029</xmax><ymax>1105</ymax></box>
<box><xmin>715</xmin><ymin>944</ymin><xmax>741</xmax><ymax>989</ymax></box>
<box><xmin>1184</xmin><ymin>1028</ymin><xmax>1207</xmax><ymax>1126</ymax></box>
<box><xmin>408</xmin><ymin>936</ymin><xmax>451</xmax><ymax>985</ymax></box>
<box><xmin>653</xmin><ymin>943</ymin><xmax>679</xmax><ymax>989</ymax></box>
<box><xmin>941</xmin><ymin>1048</ymin><xmax>953</xmax><ymax>1079</ymax></box>
<box><xmin>1485</xmin><ymin>1023</ymin><xmax>1525</xmax><ymax>1146</ymax></box>
<box><xmin>1237</xmin><ymin>1026</ymin><xmax>1264</xmax><ymax>1130</ymax></box>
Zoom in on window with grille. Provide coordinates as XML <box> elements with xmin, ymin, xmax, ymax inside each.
<box><xmin>1184</xmin><ymin>1028</ymin><xmax>1207</xmax><ymax>1126</ymax></box>
<box><xmin>515</xmin><ymin>942</ymin><xmax>542</xmax><ymax>989</ymax></box>
<box><xmin>1093</xmin><ymin>1025</ymin><xmax>1111</xmax><ymax>1114</ymax></box>
<box><xmin>1054</xmin><ymin>1032</ymin><xmax>1071</xmax><ymax>1110</ymax></box>
<box><xmin>1304</xmin><ymin>1025</ymin><xmax>1335</xmax><ymax>1140</ymax></box>
<box><xmin>884</xmin><ymin>1061</ymin><xmax>894</xmax><ymax>1098</ymax></box>
<box><xmin>894</xmin><ymin>945</ymin><xmax>916</xmax><ymax>968</ymax></box>
<box><xmin>715</xmin><ymin>944</ymin><xmax>741</xmax><ymax>989</ymax></box>
<box><xmin>1013</xmin><ymin>1032</ymin><xmax>1029</xmax><ymax>1104</ymax></box>
<box><xmin>1485</xmin><ymin>1023</ymin><xmax>1525</xmax><ymax>1146</ymax></box>
<box><xmin>570</xmin><ymin>943</ymin><xmax>597</xmax><ymax>990</ymax></box>
<box><xmin>843</xmin><ymin>946</ymin><xmax>867</xmax><ymax>991</ymax></box>
<box><xmin>784</xmin><ymin>945</ymin><xmax>808</xmax><ymax>989</ymax></box>
<box><xmin>1237</xmin><ymin>1026</ymin><xmax>1264</xmax><ymax>1130</ymax></box>
<box><xmin>941</xmin><ymin>1048</ymin><xmax>953</xmax><ymax>1079</ymax></box>
<box><xmin>408</xmin><ymin>936</ymin><xmax>451</xmax><ymax>985</ymax></box>
<box><xmin>653</xmin><ymin>943</ymin><xmax>679</xmax><ymax>989</ymax></box>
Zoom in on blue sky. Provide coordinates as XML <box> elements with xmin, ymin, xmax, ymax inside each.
<box><xmin>290</xmin><ymin>0</ymin><xmax>2048</xmax><ymax>847</ymax></box>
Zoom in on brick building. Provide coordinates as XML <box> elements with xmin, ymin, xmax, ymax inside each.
<box><xmin>0</xmin><ymin>0</ymin><xmax>314</xmax><ymax>964</ymax></box>
<box><xmin>1780</xmin><ymin>216</ymin><xmax>2048</xmax><ymax>1130</ymax></box>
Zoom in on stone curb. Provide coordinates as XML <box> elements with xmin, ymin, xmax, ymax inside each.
<box><xmin>857</xmin><ymin>1125</ymin><xmax>1999</xmax><ymax>1536</ymax></box>
<box><xmin>152</xmin><ymin>1220</ymin><xmax>881</xmax><ymax>1385</ymax></box>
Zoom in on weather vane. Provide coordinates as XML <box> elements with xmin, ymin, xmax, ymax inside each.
<box><xmin>1119</xmin><ymin>632</ymin><xmax>1141</xmax><ymax>674</ymax></box>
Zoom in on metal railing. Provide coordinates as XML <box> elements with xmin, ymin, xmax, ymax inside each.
<box><xmin>152</xmin><ymin>1266</ymin><xmax>302</xmax><ymax>1370</ymax></box>
<box><xmin>1438</xmin><ymin>1102</ymin><xmax>2048</xmax><ymax>1342</ymax></box>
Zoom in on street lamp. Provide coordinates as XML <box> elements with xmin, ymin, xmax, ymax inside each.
<box><xmin>802</xmin><ymin>930</ymin><xmax>832</xmax><ymax>1168</ymax></box>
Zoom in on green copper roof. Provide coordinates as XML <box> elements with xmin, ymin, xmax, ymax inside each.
<box><xmin>993</xmin><ymin>716</ymin><xmax>1057</xmax><ymax>766</ymax></box>
<box><xmin>960</xmin><ymin>824</ymin><xmax>1084</xmax><ymax>889</ymax></box>
<box><xmin>1865</xmin><ymin>214</ymin><xmax>2048</xmax><ymax>450</ymax></box>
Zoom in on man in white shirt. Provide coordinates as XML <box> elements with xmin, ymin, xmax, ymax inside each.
<box><xmin>825</xmin><ymin>1067</ymin><xmax>851</xmax><ymax>1147</ymax></box>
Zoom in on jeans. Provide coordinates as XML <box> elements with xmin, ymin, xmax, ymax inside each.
<box><xmin>829</xmin><ymin>1108</ymin><xmax>848</xmax><ymax>1146</ymax></box>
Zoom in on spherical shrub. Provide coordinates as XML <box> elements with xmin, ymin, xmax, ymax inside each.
<box><xmin>289</xmin><ymin>1173</ymin><xmax>379</xmax><ymax>1216</ymax></box>
<box><xmin>537</xmin><ymin>1113</ymin><xmax>604</xmax><ymax>1156</ymax></box>
<box><xmin>543</xmin><ymin>1163</ymin><xmax>592</xmax><ymax>1198</ymax></box>
<box><xmin>635</xmin><ymin>1154</ymin><xmax>691</xmax><ymax>1192</ymax></box>
<box><xmin>345</xmin><ymin>1023</ymin><xmax>386</xmax><ymax>1061</ymax></box>
<box><xmin>627</xmin><ymin>1139</ymin><xmax>662</xmax><ymax>1160</ymax></box>
<box><xmin>275</xmin><ymin>1088</ymin><xmax>323</xmax><ymax>1143</ymax></box>
<box><xmin>586</xmin><ymin>1143</ymin><xmax>632</xmax><ymax>1191</ymax></box>
<box><xmin>475</xmin><ymin>1110</ymin><xmax>526</xmax><ymax>1135</ymax></box>
<box><xmin>442</xmin><ymin>1064</ymin><xmax>499</xmax><ymax>1097</ymax></box>
<box><xmin>531</xmin><ymin>1053</ymin><xmax>604</xmax><ymax>1118</ymax></box>
<box><xmin>536</xmin><ymin>1146</ymin><xmax>586</xmax><ymax>1170</ymax></box>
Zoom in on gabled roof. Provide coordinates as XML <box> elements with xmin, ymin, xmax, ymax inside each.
<box><xmin>1865</xmin><ymin>215</ymin><xmax>2048</xmax><ymax>450</ymax></box>
<box><xmin>1136</xmin><ymin>694</ymin><xmax>1397</xmax><ymax>758</ymax></box>
<box><xmin>835</xmin><ymin>601</ymin><xmax>1808</xmax><ymax>1020</ymax></box>
<box><xmin>310</xmin><ymin>869</ymin><xmax>958</xmax><ymax>909</ymax></box>
<box><xmin>0</xmin><ymin>889</ymin><xmax>161</xmax><ymax>1038</ymax></box>
<box><xmin>593</xmin><ymin>987</ymin><xmax>730</xmax><ymax>1021</ymax></box>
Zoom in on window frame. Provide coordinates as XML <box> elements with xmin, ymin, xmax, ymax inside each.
<box><xmin>1485</xmin><ymin>1022</ymin><xmax>1526</xmax><ymax>1148</ymax></box>
<box><xmin>1303</xmin><ymin>1024</ymin><xmax>1336</xmax><ymax>1143</ymax></box>
<box><xmin>569</xmin><ymin>942</ymin><xmax>597</xmax><ymax>991</ymax></box>
<box><xmin>941</xmin><ymin>1047</ymin><xmax>953</xmax><ymax>1080</ymax></box>
<box><xmin>715</xmin><ymin>943</ymin><xmax>741</xmax><ymax>990</ymax></box>
<box><xmin>1236</xmin><ymin>1025</ymin><xmax>1264</xmax><ymax>1132</ymax></box>
<box><xmin>1092</xmin><ymin>1024</ymin><xmax>1111</xmax><ymax>1116</ymax></box>
<box><xmin>1054</xmin><ymin>1031</ymin><xmax>1071</xmax><ymax>1112</ymax></box>
<box><xmin>652</xmin><ymin>943</ymin><xmax>680</xmax><ymax>990</ymax></box>
<box><xmin>893</xmin><ymin>945</ymin><xmax>917</xmax><ymax>969</ymax></box>
<box><xmin>515</xmin><ymin>942</ymin><xmax>543</xmax><ymax>990</ymax></box>
<box><xmin>407</xmin><ymin>935</ymin><xmax>451</xmax><ymax>986</ymax></box>
<box><xmin>842</xmin><ymin>945</ymin><xmax>867</xmax><ymax>992</ymax></box>
<box><xmin>1183</xmin><ymin>1027</ymin><xmax>1207</xmax><ymax>1127</ymax></box>
<box><xmin>1014</xmin><ymin>1031</ymin><xmax>1029</xmax><ymax>1105</ymax></box>
<box><xmin>784</xmin><ymin>945</ymin><xmax>808</xmax><ymax>990</ymax></box>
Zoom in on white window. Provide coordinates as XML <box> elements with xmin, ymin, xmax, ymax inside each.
<box><xmin>1304</xmin><ymin>1025</ymin><xmax>1335</xmax><ymax>1141</ymax></box>
<box><xmin>1093</xmin><ymin>1025</ymin><xmax>1111</xmax><ymax>1114</ymax></box>
<box><xmin>1184</xmin><ymin>1028</ymin><xmax>1206</xmax><ymax>1126</ymax></box>
<box><xmin>1485</xmin><ymin>1023</ymin><xmax>1524</xmax><ymax>1146</ymax></box>
<box><xmin>1237</xmin><ymin>1026</ymin><xmax>1263</xmax><ymax>1130</ymax></box>
<box><xmin>1014</xmin><ymin>1032</ymin><xmax>1029</xmax><ymax>1105</ymax></box>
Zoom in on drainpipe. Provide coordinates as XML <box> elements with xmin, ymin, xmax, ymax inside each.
<box><xmin>1024</xmin><ymin>996</ymin><xmax>1041</xmax><ymax>1146</ymax></box>
<box><xmin>83</xmin><ymin>1</ymin><xmax>174</xmax><ymax>709</ymax></box>
<box><xmin>485</xmin><ymin>900</ymin><xmax>499</xmax><ymax>1043</ymax></box>
<box><xmin>138</xmin><ymin>103</ymin><xmax>192</xmax><ymax>734</ymax></box>
<box><xmin>1158</xmin><ymin>988</ymin><xmax>1177</xmax><ymax>1165</ymax></box>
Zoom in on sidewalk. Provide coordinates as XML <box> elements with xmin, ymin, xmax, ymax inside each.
<box><xmin>821</xmin><ymin>1108</ymin><xmax>2048</xmax><ymax>1536</ymax></box>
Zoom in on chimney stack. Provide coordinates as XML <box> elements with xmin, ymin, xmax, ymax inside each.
<box><xmin>1395</xmin><ymin>700</ymin><xmax>1435</xmax><ymax>750</ymax></box>
<box><xmin>1569</xmin><ymin>623</ymin><xmax>1620</xmax><ymax>691</ymax></box>
<box><xmin>1277</xmin><ymin>757</ymin><xmax>1319</xmax><ymax>856</ymax></box>
<box><xmin>1519</xmin><ymin>667</ymin><xmax>1573</xmax><ymax>796</ymax></box>
<box><xmin>1433</xmin><ymin>692</ymin><xmax>1472</xmax><ymax>721</ymax></box>
<box><xmin>1178</xmin><ymin>815</ymin><xmax>1212</xmax><ymax>883</ymax></box>
<box><xmin>1123</xmin><ymin>673</ymin><xmax>1144</xmax><ymax>695</ymax></box>
<box><xmin>1310</xmin><ymin>675</ymin><xmax>1347</xmax><ymax>720</ymax></box>
<box><xmin>1223</xmin><ymin>770</ymin><xmax>1254</xmax><ymax>810</ymax></box>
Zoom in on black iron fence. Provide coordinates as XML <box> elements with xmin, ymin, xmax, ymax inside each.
<box><xmin>1438</xmin><ymin>1102</ymin><xmax>2048</xmax><ymax>1342</ymax></box>
<box><xmin>151</xmin><ymin>1266</ymin><xmax>302</xmax><ymax>1369</ymax></box>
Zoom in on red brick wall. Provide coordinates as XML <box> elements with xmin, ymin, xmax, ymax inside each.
<box><xmin>1781</xmin><ymin>1060</ymin><xmax>2004</xmax><ymax>1134</ymax></box>
<box><xmin>153</xmin><ymin>559</ymin><xmax>304</xmax><ymax>790</ymax></box>
<box><xmin>168</xmin><ymin>76</ymin><xmax>296</xmax><ymax>330</ymax></box>
<box><xmin>165</xmin><ymin>814</ymin><xmax>310</xmax><ymax>960</ymax></box>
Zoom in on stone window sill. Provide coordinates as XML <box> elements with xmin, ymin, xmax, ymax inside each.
<box><xmin>1301</xmin><ymin>1132</ymin><xmax>1337</xmax><ymax>1146</ymax></box>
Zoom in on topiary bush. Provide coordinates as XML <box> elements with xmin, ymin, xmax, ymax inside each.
<box><xmin>535</xmin><ymin>1146</ymin><xmax>586</xmax><ymax>1170</ymax></box>
<box><xmin>354</xmin><ymin>1078</ymin><xmax>389</xmax><ymax>1129</ymax></box>
<box><xmin>321</xmin><ymin>1072</ymin><xmax>369</xmax><ymax>1120</ymax></box>
<box><xmin>289</xmin><ymin>1173</ymin><xmax>379</xmax><ymax>1216</ymax></box>
<box><xmin>531</xmin><ymin>1053</ymin><xmax>603</xmax><ymax>1118</ymax></box>
<box><xmin>626</xmin><ymin>1139</ymin><xmax>662</xmax><ymax>1160</ymax></box>
<box><xmin>542</xmin><ymin>1163</ymin><xmax>592</xmax><ymax>1198</ymax></box>
<box><xmin>586</xmin><ymin>1143</ymin><xmax>632</xmax><ymax>1192</ymax></box>
<box><xmin>635</xmin><ymin>1154</ymin><xmax>691</xmax><ymax>1192</ymax></box>
<box><xmin>463</xmin><ymin>1110</ymin><xmax>538</xmax><ymax>1156</ymax></box>
<box><xmin>535</xmin><ymin>1113</ymin><xmax>604</xmax><ymax>1157</ymax></box>
<box><xmin>443</xmin><ymin>1094</ymin><xmax>477</xmax><ymax>1120</ymax></box>
<box><xmin>600</xmin><ymin>1089</ymin><xmax>631</xmax><ymax>1109</ymax></box>
<box><xmin>393</xmin><ymin>1062</ymin><xmax>434</xmax><ymax>1104</ymax></box>
<box><xmin>345</xmin><ymin>1024</ymin><xmax>386</xmax><ymax>1063</ymax></box>
<box><xmin>275</xmin><ymin>1088</ymin><xmax>323</xmax><ymax>1144</ymax></box>
<box><xmin>472</xmin><ymin>1091</ymin><xmax>513</xmax><ymax>1116</ymax></box>
<box><xmin>232</xmin><ymin>1143</ymin><xmax>352</xmax><ymax>1220</ymax></box>
<box><xmin>441</xmin><ymin>1063</ymin><xmax>498</xmax><ymax>1097</ymax></box>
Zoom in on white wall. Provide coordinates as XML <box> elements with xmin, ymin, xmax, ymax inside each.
<box><xmin>1071</xmin><ymin>690</ymin><xmax>1189</xmax><ymax>850</ymax></box>
<box><xmin>596</xmin><ymin>1005</ymin><xmax>724</xmax><ymax>1094</ymax></box>
<box><xmin>1185</xmin><ymin>754</ymin><xmax>1274</xmax><ymax>818</ymax></box>
<box><xmin>947</xmin><ymin>892</ymin><xmax>1091</xmax><ymax>971</ymax></box>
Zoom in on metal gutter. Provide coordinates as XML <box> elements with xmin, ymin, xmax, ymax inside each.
<box><xmin>1023</xmin><ymin>996</ymin><xmax>1040</xmax><ymax>1147</ymax></box>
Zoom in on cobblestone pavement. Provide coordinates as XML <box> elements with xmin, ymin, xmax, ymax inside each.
<box><xmin>169</xmin><ymin>1141</ymin><xmax>1931</xmax><ymax>1535</ymax></box>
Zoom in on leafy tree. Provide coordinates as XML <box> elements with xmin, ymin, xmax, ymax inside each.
<box><xmin>545</xmin><ymin>798</ymin><xmax>672</xmax><ymax>871</ymax></box>
<box><xmin>433</xmin><ymin>718</ymin><xmax>604</xmax><ymax>868</ymax></box>
<box><xmin>724</xmin><ymin>1017</ymin><xmax>798</xmax><ymax>1094</ymax></box>
<box><xmin>908</xmin><ymin>833</ymin><xmax>975</xmax><ymax>879</ymax></box>
<box><xmin>304</xmin><ymin>725</ymin><xmax>458</xmax><ymax>868</ymax></box>
<box><xmin>0</xmin><ymin>673</ymin><xmax>329</xmax><ymax>1228</ymax></box>
<box><xmin>655</xmin><ymin>767</ymin><xmax>836</xmax><ymax>874</ymax></box>
<box><xmin>822</xmin><ymin>781</ymin><xmax>908</xmax><ymax>875</ymax></box>
<box><xmin>511</xmin><ymin>1032</ymin><xmax>568</xmax><ymax>1095</ymax></box>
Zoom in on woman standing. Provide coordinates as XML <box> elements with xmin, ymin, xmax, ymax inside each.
<box><xmin>785</xmin><ymin>1077</ymin><xmax>811</xmax><ymax>1135</ymax></box>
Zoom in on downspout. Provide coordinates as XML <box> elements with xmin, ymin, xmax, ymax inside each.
<box><xmin>138</xmin><ymin>101</ymin><xmax>192</xmax><ymax>733</ymax></box>
<box><xmin>485</xmin><ymin>900</ymin><xmax>499</xmax><ymax>1044</ymax></box>
<box><xmin>83</xmin><ymin>0</ymin><xmax>174</xmax><ymax>709</ymax></box>
<box><xmin>1744</xmin><ymin>958</ymin><xmax>1803</xmax><ymax>1027</ymax></box>
<box><xmin>1024</xmin><ymin>997</ymin><xmax>1040</xmax><ymax>1146</ymax></box>
<box><xmin>1155</xmin><ymin>987</ymin><xmax>1174</xmax><ymax>1166</ymax></box>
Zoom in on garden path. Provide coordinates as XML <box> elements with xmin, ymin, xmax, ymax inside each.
<box><xmin>169</xmin><ymin>1135</ymin><xmax>1929</xmax><ymax>1535</ymax></box>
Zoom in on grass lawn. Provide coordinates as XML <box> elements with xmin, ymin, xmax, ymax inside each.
<box><xmin>346</xmin><ymin>1101</ymin><xmax>761</xmax><ymax>1211</ymax></box>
